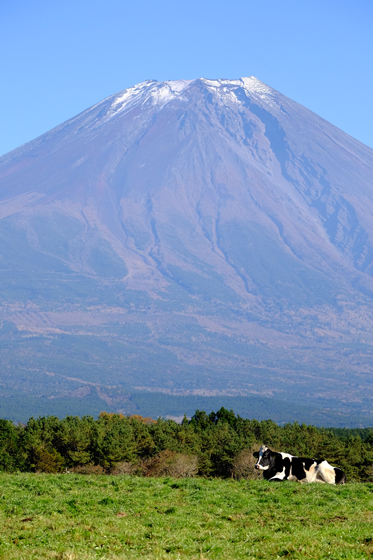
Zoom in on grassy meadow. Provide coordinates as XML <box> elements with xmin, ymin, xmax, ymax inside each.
<box><xmin>0</xmin><ymin>474</ymin><xmax>372</xmax><ymax>559</ymax></box>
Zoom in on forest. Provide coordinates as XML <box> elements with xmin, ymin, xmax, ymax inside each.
<box><xmin>0</xmin><ymin>408</ymin><xmax>372</xmax><ymax>482</ymax></box>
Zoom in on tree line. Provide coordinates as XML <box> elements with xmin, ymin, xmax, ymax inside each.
<box><xmin>0</xmin><ymin>408</ymin><xmax>372</xmax><ymax>481</ymax></box>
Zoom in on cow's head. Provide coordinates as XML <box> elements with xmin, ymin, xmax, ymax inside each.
<box><xmin>253</xmin><ymin>445</ymin><xmax>272</xmax><ymax>470</ymax></box>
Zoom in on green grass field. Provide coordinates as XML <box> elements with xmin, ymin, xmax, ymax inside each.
<box><xmin>0</xmin><ymin>474</ymin><xmax>372</xmax><ymax>559</ymax></box>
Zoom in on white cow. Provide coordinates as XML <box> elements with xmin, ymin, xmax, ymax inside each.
<box><xmin>253</xmin><ymin>445</ymin><xmax>346</xmax><ymax>484</ymax></box>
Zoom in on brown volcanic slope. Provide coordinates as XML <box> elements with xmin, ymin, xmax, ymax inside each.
<box><xmin>0</xmin><ymin>77</ymin><xmax>373</xmax><ymax>414</ymax></box>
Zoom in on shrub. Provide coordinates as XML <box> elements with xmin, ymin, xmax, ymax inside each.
<box><xmin>69</xmin><ymin>464</ymin><xmax>105</xmax><ymax>475</ymax></box>
<box><xmin>140</xmin><ymin>450</ymin><xmax>198</xmax><ymax>478</ymax></box>
<box><xmin>110</xmin><ymin>461</ymin><xmax>135</xmax><ymax>476</ymax></box>
<box><xmin>231</xmin><ymin>448</ymin><xmax>261</xmax><ymax>480</ymax></box>
<box><xmin>167</xmin><ymin>454</ymin><xmax>199</xmax><ymax>478</ymax></box>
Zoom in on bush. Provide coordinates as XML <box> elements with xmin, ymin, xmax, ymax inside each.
<box><xmin>231</xmin><ymin>448</ymin><xmax>261</xmax><ymax>480</ymax></box>
<box><xmin>140</xmin><ymin>450</ymin><xmax>198</xmax><ymax>478</ymax></box>
<box><xmin>110</xmin><ymin>461</ymin><xmax>135</xmax><ymax>476</ymax></box>
<box><xmin>69</xmin><ymin>464</ymin><xmax>105</xmax><ymax>475</ymax></box>
<box><xmin>167</xmin><ymin>454</ymin><xmax>198</xmax><ymax>478</ymax></box>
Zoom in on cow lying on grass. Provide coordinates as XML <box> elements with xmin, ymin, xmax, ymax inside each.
<box><xmin>253</xmin><ymin>445</ymin><xmax>346</xmax><ymax>484</ymax></box>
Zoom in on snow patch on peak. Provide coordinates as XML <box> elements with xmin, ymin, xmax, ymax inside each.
<box><xmin>201</xmin><ymin>79</ymin><xmax>222</xmax><ymax>88</ymax></box>
<box><xmin>199</xmin><ymin>77</ymin><xmax>276</xmax><ymax>107</ymax></box>
<box><xmin>200</xmin><ymin>78</ymin><xmax>242</xmax><ymax>90</ymax></box>
<box><xmin>200</xmin><ymin>79</ymin><xmax>243</xmax><ymax>105</ymax></box>
<box><xmin>149</xmin><ymin>80</ymin><xmax>192</xmax><ymax>106</ymax></box>
<box><xmin>165</xmin><ymin>79</ymin><xmax>193</xmax><ymax>94</ymax></box>
<box><xmin>105</xmin><ymin>79</ymin><xmax>192</xmax><ymax>121</ymax></box>
<box><xmin>241</xmin><ymin>77</ymin><xmax>275</xmax><ymax>101</ymax></box>
<box><xmin>107</xmin><ymin>81</ymin><xmax>156</xmax><ymax>117</ymax></box>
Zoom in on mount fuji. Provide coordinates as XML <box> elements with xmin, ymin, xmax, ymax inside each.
<box><xmin>1</xmin><ymin>77</ymin><xmax>373</xmax><ymax>423</ymax></box>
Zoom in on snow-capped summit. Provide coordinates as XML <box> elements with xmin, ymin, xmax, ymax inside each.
<box><xmin>105</xmin><ymin>79</ymin><xmax>193</xmax><ymax>119</ymax></box>
<box><xmin>100</xmin><ymin>76</ymin><xmax>277</xmax><ymax>120</ymax></box>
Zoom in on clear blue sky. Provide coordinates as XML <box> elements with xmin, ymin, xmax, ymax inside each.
<box><xmin>1</xmin><ymin>0</ymin><xmax>372</xmax><ymax>156</ymax></box>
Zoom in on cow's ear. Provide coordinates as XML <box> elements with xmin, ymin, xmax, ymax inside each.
<box><xmin>253</xmin><ymin>451</ymin><xmax>259</xmax><ymax>458</ymax></box>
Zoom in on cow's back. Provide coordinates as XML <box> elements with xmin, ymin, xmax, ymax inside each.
<box><xmin>288</xmin><ymin>456</ymin><xmax>318</xmax><ymax>482</ymax></box>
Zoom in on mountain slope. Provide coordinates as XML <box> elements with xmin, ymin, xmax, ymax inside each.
<box><xmin>1</xmin><ymin>77</ymin><xmax>373</xmax><ymax>419</ymax></box>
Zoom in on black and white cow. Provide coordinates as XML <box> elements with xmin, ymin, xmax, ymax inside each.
<box><xmin>253</xmin><ymin>445</ymin><xmax>346</xmax><ymax>484</ymax></box>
